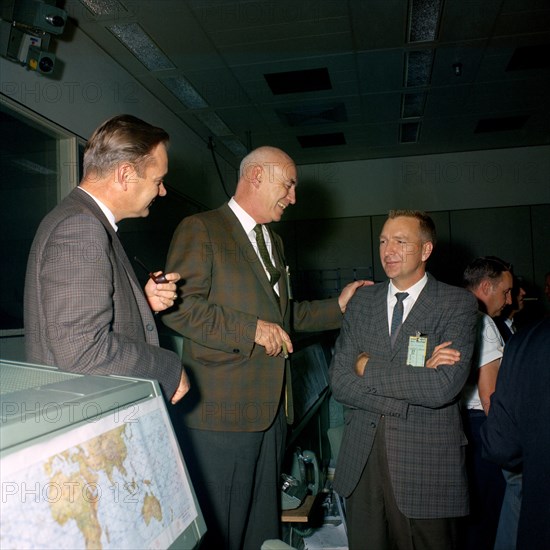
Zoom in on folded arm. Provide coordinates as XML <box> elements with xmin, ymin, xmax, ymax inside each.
<box><xmin>330</xmin><ymin>291</ymin><xmax>478</xmax><ymax>411</ymax></box>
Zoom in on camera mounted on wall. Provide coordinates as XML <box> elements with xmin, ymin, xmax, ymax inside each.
<box><xmin>0</xmin><ymin>0</ymin><xmax>67</xmax><ymax>75</ymax></box>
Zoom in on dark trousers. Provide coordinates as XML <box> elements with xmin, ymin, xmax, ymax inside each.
<box><xmin>347</xmin><ymin>417</ymin><xmax>459</xmax><ymax>550</ymax></box>
<box><xmin>179</xmin><ymin>406</ymin><xmax>286</xmax><ymax>550</ymax></box>
<box><xmin>462</xmin><ymin>409</ymin><xmax>506</xmax><ymax>550</ymax></box>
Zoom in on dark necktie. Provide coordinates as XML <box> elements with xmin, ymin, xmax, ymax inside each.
<box><xmin>253</xmin><ymin>224</ymin><xmax>280</xmax><ymax>287</ymax></box>
<box><xmin>390</xmin><ymin>292</ymin><xmax>409</xmax><ymax>346</ymax></box>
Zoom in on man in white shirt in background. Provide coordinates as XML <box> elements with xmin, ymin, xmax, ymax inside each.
<box><xmin>462</xmin><ymin>256</ymin><xmax>513</xmax><ymax>550</ymax></box>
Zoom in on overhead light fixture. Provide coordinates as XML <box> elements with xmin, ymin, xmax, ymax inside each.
<box><xmin>407</xmin><ymin>0</ymin><xmax>443</xmax><ymax>43</ymax></box>
<box><xmin>402</xmin><ymin>92</ymin><xmax>427</xmax><ymax>118</ymax></box>
<box><xmin>194</xmin><ymin>111</ymin><xmax>231</xmax><ymax>136</ymax></box>
<box><xmin>405</xmin><ymin>49</ymin><xmax>434</xmax><ymax>87</ymax></box>
<box><xmin>79</xmin><ymin>0</ymin><xmax>126</xmax><ymax>16</ymax></box>
<box><xmin>160</xmin><ymin>76</ymin><xmax>208</xmax><ymax>109</ymax></box>
<box><xmin>108</xmin><ymin>23</ymin><xmax>174</xmax><ymax>71</ymax></box>
<box><xmin>220</xmin><ymin>137</ymin><xmax>248</xmax><ymax>158</ymax></box>
<box><xmin>400</xmin><ymin>122</ymin><xmax>421</xmax><ymax>143</ymax></box>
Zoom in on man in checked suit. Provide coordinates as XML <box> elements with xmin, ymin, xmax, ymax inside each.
<box><xmin>330</xmin><ymin>210</ymin><xmax>478</xmax><ymax>550</ymax></box>
<box><xmin>163</xmin><ymin>146</ymin><xmax>365</xmax><ymax>550</ymax></box>
<box><xmin>24</xmin><ymin>114</ymin><xmax>189</xmax><ymax>404</ymax></box>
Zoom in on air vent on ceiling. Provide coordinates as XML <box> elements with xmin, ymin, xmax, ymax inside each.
<box><xmin>264</xmin><ymin>68</ymin><xmax>332</xmax><ymax>95</ymax></box>
<box><xmin>475</xmin><ymin>115</ymin><xmax>529</xmax><ymax>133</ymax></box>
<box><xmin>506</xmin><ymin>44</ymin><xmax>550</xmax><ymax>71</ymax></box>
<box><xmin>277</xmin><ymin>103</ymin><xmax>347</xmax><ymax>126</ymax></box>
<box><xmin>297</xmin><ymin>132</ymin><xmax>346</xmax><ymax>148</ymax></box>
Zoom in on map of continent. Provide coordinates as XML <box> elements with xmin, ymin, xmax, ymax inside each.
<box><xmin>1</xmin><ymin>399</ymin><xmax>197</xmax><ymax>549</ymax></box>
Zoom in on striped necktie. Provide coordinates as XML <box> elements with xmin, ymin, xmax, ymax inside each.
<box><xmin>253</xmin><ymin>224</ymin><xmax>280</xmax><ymax>286</ymax></box>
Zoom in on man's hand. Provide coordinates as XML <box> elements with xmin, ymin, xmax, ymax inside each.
<box><xmin>255</xmin><ymin>319</ymin><xmax>293</xmax><ymax>357</ymax></box>
<box><xmin>170</xmin><ymin>369</ymin><xmax>190</xmax><ymax>404</ymax></box>
<box><xmin>145</xmin><ymin>271</ymin><xmax>181</xmax><ymax>312</ymax></box>
<box><xmin>355</xmin><ymin>352</ymin><xmax>370</xmax><ymax>376</ymax></box>
<box><xmin>425</xmin><ymin>341</ymin><xmax>461</xmax><ymax>369</ymax></box>
<box><xmin>338</xmin><ymin>280</ymin><xmax>374</xmax><ymax>313</ymax></box>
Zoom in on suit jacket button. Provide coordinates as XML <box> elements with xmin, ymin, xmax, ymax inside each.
<box><xmin>370</xmin><ymin>422</ymin><xmax>376</xmax><ymax>428</ymax></box>
<box><xmin>145</xmin><ymin>323</ymin><xmax>154</xmax><ymax>331</ymax></box>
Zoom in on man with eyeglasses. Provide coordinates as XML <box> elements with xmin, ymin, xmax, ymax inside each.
<box><xmin>462</xmin><ymin>256</ymin><xmax>513</xmax><ymax>550</ymax></box>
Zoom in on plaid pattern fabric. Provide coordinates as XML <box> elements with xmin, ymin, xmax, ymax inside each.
<box><xmin>163</xmin><ymin>204</ymin><xmax>342</xmax><ymax>432</ymax></box>
<box><xmin>330</xmin><ymin>275</ymin><xmax>478</xmax><ymax>518</ymax></box>
<box><xmin>24</xmin><ymin>188</ymin><xmax>182</xmax><ymax>399</ymax></box>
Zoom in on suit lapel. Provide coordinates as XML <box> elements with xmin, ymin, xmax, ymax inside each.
<box><xmin>391</xmin><ymin>275</ymin><xmax>436</xmax><ymax>357</ymax></box>
<box><xmin>373</xmin><ymin>281</ymin><xmax>392</xmax><ymax>352</ymax></box>
<box><xmin>70</xmin><ymin>189</ymin><xmax>159</xmax><ymax>345</ymax></box>
<box><xmin>219</xmin><ymin>205</ymin><xmax>282</xmax><ymax>311</ymax></box>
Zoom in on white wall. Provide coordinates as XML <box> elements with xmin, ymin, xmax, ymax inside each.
<box><xmin>288</xmin><ymin>146</ymin><xmax>550</xmax><ymax>220</ymax></box>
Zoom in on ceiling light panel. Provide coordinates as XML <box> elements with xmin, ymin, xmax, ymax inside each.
<box><xmin>80</xmin><ymin>0</ymin><xmax>126</xmax><ymax>16</ymax></box>
<box><xmin>400</xmin><ymin>122</ymin><xmax>421</xmax><ymax>143</ymax></box>
<box><xmin>405</xmin><ymin>49</ymin><xmax>434</xmax><ymax>87</ymax></box>
<box><xmin>220</xmin><ymin>137</ymin><xmax>248</xmax><ymax>158</ymax></box>
<box><xmin>402</xmin><ymin>92</ymin><xmax>427</xmax><ymax>118</ymax></box>
<box><xmin>194</xmin><ymin>111</ymin><xmax>232</xmax><ymax>136</ymax></box>
<box><xmin>108</xmin><ymin>23</ymin><xmax>175</xmax><ymax>71</ymax></box>
<box><xmin>160</xmin><ymin>76</ymin><xmax>208</xmax><ymax>109</ymax></box>
<box><xmin>407</xmin><ymin>0</ymin><xmax>443</xmax><ymax>43</ymax></box>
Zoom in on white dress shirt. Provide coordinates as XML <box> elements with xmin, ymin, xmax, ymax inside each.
<box><xmin>228</xmin><ymin>197</ymin><xmax>280</xmax><ymax>295</ymax></box>
<box><xmin>386</xmin><ymin>273</ymin><xmax>428</xmax><ymax>336</ymax></box>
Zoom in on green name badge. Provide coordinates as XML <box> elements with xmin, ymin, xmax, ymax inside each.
<box><xmin>407</xmin><ymin>334</ymin><xmax>427</xmax><ymax>367</ymax></box>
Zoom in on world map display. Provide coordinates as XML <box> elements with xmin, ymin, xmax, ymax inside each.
<box><xmin>1</xmin><ymin>397</ymin><xmax>198</xmax><ymax>549</ymax></box>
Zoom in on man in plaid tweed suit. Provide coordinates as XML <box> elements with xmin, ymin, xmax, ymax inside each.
<box><xmin>24</xmin><ymin>115</ymin><xmax>189</xmax><ymax>404</ymax></box>
<box><xmin>330</xmin><ymin>210</ymin><xmax>478</xmax><ymax>550</ymax></box>
<box><xmin>163</xmin><ymin>146</ymin><xmax>365</xmax><ymax>550</ymax></box>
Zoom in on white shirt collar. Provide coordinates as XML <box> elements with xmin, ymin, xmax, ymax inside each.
<box><xmin>78</xmin><ymin>187</ymin><xmax>118</xmax><ymax>231</ymax></box>
<box><xmin>228</xmin><ymin>197</ymin><xmax>279</xmax><ymax>294</ymax></box>
<box><xmin>388</xmin><ymin>273</ymin><xmax>428</xmax><ymax>302</ymax></box>
<box><xmin>387</xmin><ymin>273</ymin><xmax>428</xmax><ymax>328</ymax></box>
<box><xmin>228</xmin><ymin>196</ymin><xmax>256</xmax><ymax>235</ymax></box>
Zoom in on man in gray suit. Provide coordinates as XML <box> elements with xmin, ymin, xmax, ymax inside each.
<box><xmin>24</xmin><ymin>114</ymin><xmax>189</xmax><ymax>404</ymax></box>
<box><xmin>330</xmin><ymin>210</ymin><xmax>478</xmax><ymax>550</ymax></box>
